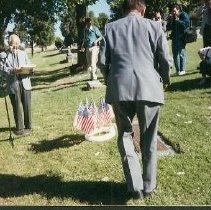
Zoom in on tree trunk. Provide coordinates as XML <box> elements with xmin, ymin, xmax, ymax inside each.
<box><xmin>75</xmin><ymin>4</ymin><xmax>87</xmax><ymax>67</ymax></box>
<box><xmin>0</xmin><ymin>26</ymin><xmax>6</xmax><ymax>51</ymax></box>
<box><xmin>30</xmin><ymin>41</ymin><xmax>34</xmax><ymax>57</ymax></box>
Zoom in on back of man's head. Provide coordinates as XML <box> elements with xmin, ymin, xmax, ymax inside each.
<box><xmin>85</xmin><ymin>18</ymin><xmax>92</xmax><ymax>25</ymax></box>
<box><xmin>122</xmin><ymin>0</ymin><xmax>146</xmax><ymax>14</ymax></box>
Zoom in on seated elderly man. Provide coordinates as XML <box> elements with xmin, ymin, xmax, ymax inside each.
<box><xmin>198</xmin><ymin>46</ymin><xmax>211</xmax><ymax>85</ymax></box>
<box><xmin>0</xmin><ymin>34</ymin><xmax>33</xmax><ymax>136</ymax></box>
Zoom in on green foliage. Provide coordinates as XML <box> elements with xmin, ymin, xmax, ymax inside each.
<box><xmin>13</xmin><ymin>23</ymin><xmax>29</xmax><ymax>45</ymax></box>
<box><xmin>107</xmin><ymin>0</ymin><xmax>202</xmax><ymax>20</ymax></box>
<box><xmin>36</xmin><ymin>22</ymin><xmax>55</xmax><ymax>48</ymax></box>
<box><xmin>60</xmin><ymin>3</ymin><xmax>77</xmax><ymax>40</ymax></box>
<box><xmin>67</xmin><ymin>0</ymin><xmax>98</xmax><ymax>7</ymax></box>
<box><xmin>0</xmin><ymin>0</ymin><xmax>66</xmax><ymax>46</ymax></box>
<box><xmin>55</xmin><ymin>37</ymin><xmax>63</xmax><ymax>49</ymax></box>
<box><xmin>97</xmin><ymin>13</ymin><xmax>109</xmax><ymax>33</ymax></box>
<box><xmin>63</xmin><ymin>34</ymin><xmax>75</xmax><ymax>47</ymax></box>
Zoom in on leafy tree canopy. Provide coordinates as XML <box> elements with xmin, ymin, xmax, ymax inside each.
<box><xmin>107</xmin><ymin>0</ymin><xmax>201</xmax><ymax>20</ymax></box>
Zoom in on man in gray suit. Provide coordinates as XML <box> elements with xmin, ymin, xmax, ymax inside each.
<box><xmin>1</xmin><ymin>34</ymin><xmax>32</xmax><ymax>136</ymax></box>
<box><xmin>102</xmin><ymin>0</ymin><xmax>171</xmax><ymax>199</ymax></box>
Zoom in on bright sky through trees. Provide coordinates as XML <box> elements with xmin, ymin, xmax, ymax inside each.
<box><xmin>88</xmin><ymin>0</ymin><xmax>110</xmax><ymax>16</ymax></box>
<box><xmin>6</xmin><ymin>0</ymin><xmax>110</xmax><ymax>39</ymax></box>
<box><xmin>55</xmin><ymin>0</ymin><xmax>110</xmax><ymax>38</ymax></box>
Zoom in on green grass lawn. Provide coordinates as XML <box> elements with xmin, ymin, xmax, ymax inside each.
<box><xmin>0</xmin><ymin>40</ymin><xmax>210</xmax><ymax>206</ymax></box>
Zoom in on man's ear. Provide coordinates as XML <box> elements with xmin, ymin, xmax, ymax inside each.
<box><xmin>141</xmin><ymin>7</ymin><xmax>146</xmax><ymax>16</ymax></box>
<box><xmin>137</xmin><ymin>3</ymin><xmax>146</xmax><ymax>17</ymax></box>
<box><xmin>139</xmin><ymin>5</ymin><xmax>146</xmax><ymax>17</ymax></box>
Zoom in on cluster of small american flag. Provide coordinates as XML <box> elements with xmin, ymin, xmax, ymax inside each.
<box><xmin>73</xmin><ymin>98</ymin><xmax>114</xmax><ymax>134</ymax></box>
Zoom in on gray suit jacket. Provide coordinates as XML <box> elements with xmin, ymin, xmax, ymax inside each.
<box><xmin>1</xmin><ymin>49</ymin><xmax>31</xmax><ymax>94</ymax></box>
<box><xmin>103</xmin><ymin>12</ymin><xmax>171</xmax><ymax>105</ymax></box>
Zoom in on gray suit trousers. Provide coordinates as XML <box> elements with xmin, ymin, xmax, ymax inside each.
<box><xmin>112</xmin><ymin>101</ymin><xmax>160</xmax><ymax>194</ymax></box>
<box><xmin>9</xmin><ymin>80</ymin><xmax>31</xmax><ymax>131</ymax></box>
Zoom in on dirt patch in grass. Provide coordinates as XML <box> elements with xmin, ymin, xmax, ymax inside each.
<box><xmin>132</xmin><ymin>123</ymin><xmax>176</xmax><ymax>157</ymax></box>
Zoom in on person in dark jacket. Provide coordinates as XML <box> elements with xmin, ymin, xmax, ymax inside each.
<box><xmin>169</xmin><ymin>4</ymin><xmax>190</xmax><ymax>75</ymax></box>
<box><xmin>202</xmin><ymin>0</ymin><xmax>211</xmax><ymax>47</ymax></box>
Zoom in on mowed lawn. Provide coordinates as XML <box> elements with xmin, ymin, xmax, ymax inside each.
<box><xmin>0</xmin><ymin>40</ymin><xmax>210</xmax><ymax>206</ymax></box>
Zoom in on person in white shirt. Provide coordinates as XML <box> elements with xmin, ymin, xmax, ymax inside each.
<box><xmin>0</xmin><ymin>34</ymin><xmax>33</xmax><ymax>136</ymax></box>
<box><xmin>198</xmin><ymin>46</ymin><xmax>211</xmax><ymax>85</ymax></box>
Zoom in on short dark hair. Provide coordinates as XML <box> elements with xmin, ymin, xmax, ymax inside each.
<box><xmin>171</xmin><ymin>3</ymin><xmax>182</xmax><ymax>11</ymax></box>
<box><xmin>85</xmin><ymin>18</ymin><xmax>92</xmax><ymax>24</ymax></box>
<box><xmin>122</xmin><ymin>0</ymin><xmax>146</xmax><ymax>13</ymax></box>
<box><xmin>154</xmin><ymin>10</ymin><xmax>164</xmax><ymax>19</ymax></box>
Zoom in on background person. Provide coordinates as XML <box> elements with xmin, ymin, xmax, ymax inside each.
<box><xmin>202</xmin><ymin>0</ymin><xmax>211</xmax><ymax>47</ymax></box>
<box><xmin>152</xmin><ymin>11</ymin><xmax>174</xmax><ymax>69</ymax></box>
<box><xmin>198</xmin><ymin>46</ymin><xmax>211</xmax><ymax>85</ymax></box>
<box><xmin>168</xmin><ymin>4</ymin><xmax>190</xmax><ymax>76</ymax></box>
<box><xmin>153</xmin><ymin>10</ymin><xmax>167</xmax><ymax>32</ymax></box>
<box><xmin>83</xmin><ymin>18</ymin><xmax>103</xmax><ymax>81</ymax></box>
<box><xmin>0</xmin><ymin>34</ymin><xmax>32</xmax><ymax>136</ymax></box>
<box><xmin>102</xmin><ymin>0</ymin><xmax>171</xmax><ymax>199</ymax></box>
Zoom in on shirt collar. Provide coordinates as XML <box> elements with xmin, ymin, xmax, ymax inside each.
<box><xmin>87</xmin><ymin>25</ymin><xmax>94</xmax><ymax>31</ymax></box>
<box><xmin>127</xmin><ymin>11</ymin><xmax>143</xmax><ymax>18</ymax></box>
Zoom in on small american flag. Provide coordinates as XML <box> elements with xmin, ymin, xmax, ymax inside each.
<box><xmin>98</xmin><ymin>98</ymin><xmax>113</xmax><ymax>127</ymax></box>
<box><xmin>81</xmin><ymin>106</ymin><xmax>95</xmax><ymax>134</ymax></box>
<box><xmin>73</xmin><ymin>103</ymin><xmax>85</xmax><ymax>130</ymax></box>
<box><xmin>73</xmin><ymin>98</ymin><xmax>114</xmax><ymax>134</ymax></box>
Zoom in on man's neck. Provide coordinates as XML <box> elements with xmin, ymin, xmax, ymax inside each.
<box><xmin>129</xmin><ymin>9</ymin><xmax>144</xmax><ymax>17</ymax></box>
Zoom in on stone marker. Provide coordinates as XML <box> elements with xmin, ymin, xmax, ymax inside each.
<box><xmin>87</xmin><ymin>80</ymin><xmax>104</xmax><ymax>90</ymax></box>
<box><xmin>66</xmin><ymin>47</ymin><xmax>73</xmax><ymax>64</ymax></box>
<box><xmin>66</xmin><ymin>54</ymin><xmax>73</xmax><ymax>63</ymax></box>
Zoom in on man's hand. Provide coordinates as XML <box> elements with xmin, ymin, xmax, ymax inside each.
<box><xmin>93</xmin><ymin>41</ymin><xmax>99</xmax><ymax>46</ymax></box>
<box><xmin>175</xmin><ymin>16</ymin><xmax>179</xmax><ymax>20</ymax></box>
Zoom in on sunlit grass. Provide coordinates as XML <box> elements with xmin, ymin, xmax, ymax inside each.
<box><xmin>0</xmin><ymin>39</ymin><xmax>210</xmax><ymax>205</ymax></box>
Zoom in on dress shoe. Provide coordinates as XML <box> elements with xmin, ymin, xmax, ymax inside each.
<box><xmin>127</xmin><ymin>190</ymin><xmax>144</xmax><ymax>200</ymax></box>
<box><xmin>13</xmin><ymin>129</ymin><xmax>25</xmax><ymax>136</ymax></box>
<box><xmin>24</xmin><ymin>129</ymin><xmax>31</xmax><ymax>135</ymax></box>
<box><xmin>13</xmin><ymin>129</ymin><xmax>30</xmax><ymax>136</ymax></box>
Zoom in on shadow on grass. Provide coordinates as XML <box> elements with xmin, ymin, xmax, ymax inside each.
<box><xmin>70</xmin><ymin>64</ymin><xmax>86</xmax><ymax>76</ymax></box>
<box><xmin>31</xmin><ymin>67</ymin><xmax>71</xmax><ymax>87</ymax></box>
<box><xmin>29</xmin><ymin>134</ymin><xmax>85</xmax><ymax>153</ymax></box>
<box><xmin>50</xmin><ymin>77</ymin><xmax>107</xmax><ymax>92</ymax></box>
<box><xmin>43</xmin><ymin>52</ymin><xmax>61</xmax><ymax>58</ymax></box>
<box><xmin>0</xmin><ymin>174</ymin><xmax>128</xmax><ymax>205</ymax></box>
<box><xmin>49</xmin><ymin>78</ymin><xmax>91</xmax><ymax>92</ymax></box>
<box><xmin>0</xmin><ymin>127</ymin><xmax>10</xmax><ymax>133</ymax></box>
<box><xmin>32</xmin><ymin>78</ymin><xmax>90</xmax><ymax>92</ymax></box>
<box><xmin>158</xmin><ymin>131</ymin><xmax>184</xmax><ymax>154</ymax></box>
<box><xmin>31</xmin><ymin>64</ymin><xmax>105</xmax><ymax>92</ymax></box>
<box><xmin>168</xmin><ymin>78</ymin><xmax>211</xmax><ymax>92</ymax></box>
<box><xmin>33</xmin><ymin>68</ymin><xmax>67</xmax><ymax>77</ymax></box>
